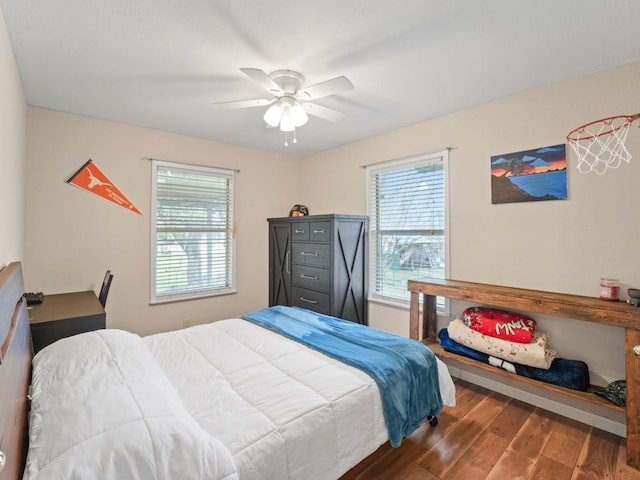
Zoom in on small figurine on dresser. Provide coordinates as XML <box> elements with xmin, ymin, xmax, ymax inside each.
<box><xmin>289</xmin><ymin>204</ymin><xmax>309</xmax><ymax>217</ymax></box>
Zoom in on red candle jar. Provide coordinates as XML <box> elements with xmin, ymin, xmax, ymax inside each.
<box><xmin>600</xmin><ymin>278</ymin><xmax>619</xmax><ymax>301</ymax></box>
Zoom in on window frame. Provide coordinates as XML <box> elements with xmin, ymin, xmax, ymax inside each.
<box><xmin>150</xmin><ymin>160</ymin><xmax>237</xmax><ymax>304</ymax></box>
<box><xmin>366</xmin><ymin>150</ymin><xmax>450</xmax><ymax>311</ymax></box>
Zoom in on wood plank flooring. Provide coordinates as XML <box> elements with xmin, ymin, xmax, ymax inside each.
<box><xmin>342</xmin><ymin>378</ymin><xmax>640</xmax><ymax>480</ymax></box>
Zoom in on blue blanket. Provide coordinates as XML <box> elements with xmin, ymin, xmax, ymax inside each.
<box><xmin>437</xmin><ymin>328</ymin><xmax>590</xmax><ymax>391</ymax></box>
<box><xmin>241</xmin><ymin>306</ymin><xmax>443</xmax><ymax>447</ymax></box>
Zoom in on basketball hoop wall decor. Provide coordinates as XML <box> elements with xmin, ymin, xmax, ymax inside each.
<box><xmin>566</xmin><ymin>113</ymin><xmax>640</xmax><ymax>175</ymax></box>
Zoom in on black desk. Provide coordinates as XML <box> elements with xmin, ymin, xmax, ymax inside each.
<box><xmin>29</xmin><ymin>291</ymin><xmax>106</xmax><ymax>353</ymax></box>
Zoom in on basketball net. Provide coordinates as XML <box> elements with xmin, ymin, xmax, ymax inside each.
<box><xmin>566</xmin><ymin>113</ymin><xmax>640</xmax><ymax>175</ymax></box>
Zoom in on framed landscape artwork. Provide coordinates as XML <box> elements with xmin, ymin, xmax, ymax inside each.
<box><xmin>490</xmin><ymin>144</ymin><xmax>567</xmax><ymax>204</ymax></box>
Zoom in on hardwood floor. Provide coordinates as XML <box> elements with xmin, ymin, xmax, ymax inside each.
<box><xmin>342</xmin><ymin>378</ymin><xmax>640</xmax><ymax>480</ymax></box>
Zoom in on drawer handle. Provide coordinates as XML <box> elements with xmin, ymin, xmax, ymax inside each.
<box><xmin>295</xmin><ymin>229</ymin><xmax>305</xmax><ymax>234</ymax></box>
<box><xmin>300</xmin><ymin>297</ymin><xmax>318</xmax><ymax>304</ymax></box>
<box><xmin>313</xmin><ymin>229</ymin><xmax>325</xmax><ymax>234</ymax></box>
<box><xmin>300</xmin><ymin>251</ymin><xmax>319</xmax><ymax>256</ymax></box>
<box><xmin>300</xmin><ymin>274</ymin><xmax>318</xmax><ymax>280</ymax></box>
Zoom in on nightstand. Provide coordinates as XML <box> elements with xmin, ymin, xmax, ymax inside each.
<box><xmin>28</xmin><ymin>291</ymin><xmax>106</xmax><ymax>354</ymax></box>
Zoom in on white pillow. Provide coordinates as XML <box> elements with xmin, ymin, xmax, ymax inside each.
<box><xmin>24</xmin><ymin>329</ymin><xmax>238</xmax><ymax>480</ymax></box>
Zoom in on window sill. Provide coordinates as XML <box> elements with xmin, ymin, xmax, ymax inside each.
<box><xmin>150</xmin><ymin>288</ymin><xmax>237</xmax><ymax>305</ymax></box>
<box><xmin>367</xmin><ymin>294</ymin><xmax>449</xmax><ymax>316</ymax></box>
<box><xmin>367</xmin><ymin>295</ymin><xmax>410</xmax><ymax>310</ymax></box>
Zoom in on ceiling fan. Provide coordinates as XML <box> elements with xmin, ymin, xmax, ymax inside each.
<box><xmin>213</xmin><ymin>68</ymin><xmax>354</xmax><ymax>145</ymax></box>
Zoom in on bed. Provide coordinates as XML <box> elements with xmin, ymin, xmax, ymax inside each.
<box><xmin>0</xmin><ymin>262</ymin><xmax>455</xmax><ymax>480</ymax></box>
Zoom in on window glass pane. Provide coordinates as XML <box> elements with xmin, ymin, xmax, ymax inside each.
<box><xmin>152</xmin><ymin>161</ymin><xmax>235</xmax><ymax>302</ymax></box>
<box><xmin>368</xmin><ymin>152</ymin><xmax>448</xmax><ymax>306</ymax></box>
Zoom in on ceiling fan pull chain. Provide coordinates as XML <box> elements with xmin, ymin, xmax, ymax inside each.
<box><xmin>293</xmin><ymin>128</ymin><xmax>298</xmax><ymax>144</ymax></box>
<box><xmin>284</xmin><ymin>131</ymin><xmax>289</xmax><ymax>147</ymax></box>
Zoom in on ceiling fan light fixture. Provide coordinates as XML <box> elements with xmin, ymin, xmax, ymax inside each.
<box><xmin>279</xmin><ymin>107</ymin><xmax>295</xmax><ymax>132</ymax></box>
<box><xmin>263</xmin><ymin>103</ymin><xmax>282</xmax><ymax>127</ymax></box>
<box><xmin>290</xmin><ymin>103</ymin><xmax>308</xmax><ymax>127</ymax></box>
<box><xmin>217</xmin><ymin>68</ymin><xmax>353</xmax><ymax>147</ymax></box>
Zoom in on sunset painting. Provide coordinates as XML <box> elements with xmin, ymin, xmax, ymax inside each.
<box><xmin>491</xmin><ymin>144</ymin><xmax>567</xmax><ymax>204</ymax></box>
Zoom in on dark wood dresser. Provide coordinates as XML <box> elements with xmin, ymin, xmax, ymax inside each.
<box><xmin>268</xmin><ymin>214</ymin><xmax>368</xmax><ymax>324</ymax></box>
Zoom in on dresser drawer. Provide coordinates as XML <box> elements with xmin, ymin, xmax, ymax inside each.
<box><xmin>291</xmin><ymin>222</ymin><xmax>310</xmax><ymax>241</ymax></box>
<box><xmin>291</xmin><ymin>286</ymin><xmax>330</xmax><ymax>314</ymax></box>
<box><xmin>309</xmin><ymin>221</ymin><xmax>331</xmax><ymax>242</ymax></box>
<box><xmin>292</xmin><ymin>243</ymin><xmax>331</xmax><ymax>267</ymax></box>
<box><xmin>292</xmin><ymin>264</ymin><xmax>331</xmax><ymax>291</ymax></box>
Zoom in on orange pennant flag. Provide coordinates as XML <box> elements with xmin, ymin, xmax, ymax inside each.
<box><xmin>67</xmin><ymin>159</ymin><xmax>142</xmax><ymax>215</ymax></box>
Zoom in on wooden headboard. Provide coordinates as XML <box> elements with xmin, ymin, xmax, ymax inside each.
<box><xmin>0</xmin><ymin>262</ymin><xmax>33</xmax><ymax>479</ymax></box>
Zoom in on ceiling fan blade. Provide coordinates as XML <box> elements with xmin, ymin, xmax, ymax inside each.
<box><xmin>299</xmin><ymin>76</ymin><xmax>353</xmax><ymax>100</ymax></box>
<box><xmin>302</xmin><ymin>102</ymin><xmax>345</xmax><ymax>122</ymax></box>
<box><xmin>240</xmin><ymin>68</ymin><xmax>283</xmax><ymax>95</ymax></box>
<box><xmin>212</xmin><ymin>98</ymin><xmax>273</xmax><ymax>109</ymax></box>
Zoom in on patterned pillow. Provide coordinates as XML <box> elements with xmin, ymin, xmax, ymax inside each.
<box><xmin>462</xmin><ymin>307</ymin><xmax>537</xmax><ymax>344</ymax></box>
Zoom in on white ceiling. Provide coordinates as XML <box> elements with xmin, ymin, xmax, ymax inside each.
<box><xmin>2</xmin><ymin>0</ymin><xmax>640</xmax><ymax>157</ymax></box>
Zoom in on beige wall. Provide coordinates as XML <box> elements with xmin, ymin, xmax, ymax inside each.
<box><xmin>21</xmin><ymin>62</ymin><xmax>640</xmax><ymax>383</ymax></box>
<box><xmin>24</xmin><ymin>108</ymin><xmax>299</xmax><ymax>335</ymax></box>
<box><xmin>302</xmin><ymin>60</ymin><xmax>640</xmax><ymax>387</ymax></box>
<box><xmin>0</xmin><ymin>6</ymin><xmax>26</xmax><ymax>267</ymax></box>
<box><xmin>5</xmin><ymin>0</ymin><xmax>639</xmax><ymax>391</ymax></box>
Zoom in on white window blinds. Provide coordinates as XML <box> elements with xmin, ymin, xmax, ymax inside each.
<box><xmin>367</xmin><ymin>151</ymin><xmax>448</xmax><ymax>304</ymax></box>
<box><xmin>151</xmin><ymin>160</ymin><xmax>236</xmax><ymax>303</ymax></box>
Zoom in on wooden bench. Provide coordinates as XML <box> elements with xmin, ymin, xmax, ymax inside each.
<box><xmin>408</xmin><ymin>277</ymin><xmax>640</xmax><ymax>469</ymax></box>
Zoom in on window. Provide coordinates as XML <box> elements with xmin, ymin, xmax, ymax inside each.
<box><xmin>151</xmin><ymin>160</ymin><xmax>236</xmax><ymax>303</ymax></box>
<box><xmin>367</xmin><ymin>150</ymin><xmax>449</xmax><ymax>307</ymax></box>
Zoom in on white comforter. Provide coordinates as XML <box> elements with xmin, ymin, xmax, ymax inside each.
<box><xmin>24</xmin><ymin>319</ymin><xmax>455</xmax><ymax>480</ymax></box>
<box><xmin>24</xmin><ymin>329</ymin><xmax>237</xmax><ymax>480</ymax></box>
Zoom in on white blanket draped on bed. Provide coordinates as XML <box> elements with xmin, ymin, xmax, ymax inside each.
<box><xmin>23</xmin><ymin>329</ymin><xmax>238</xmax><ymax>480</ymax></box>
<box><xmin>145</xmin><ymin>319</ymin><xmax>388</xmax><ymax>479</ymax></box>
<box><xmin>24</xmin><ymin>319</ymin><xmax>455</xmax><ymax>480</ymax></box>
